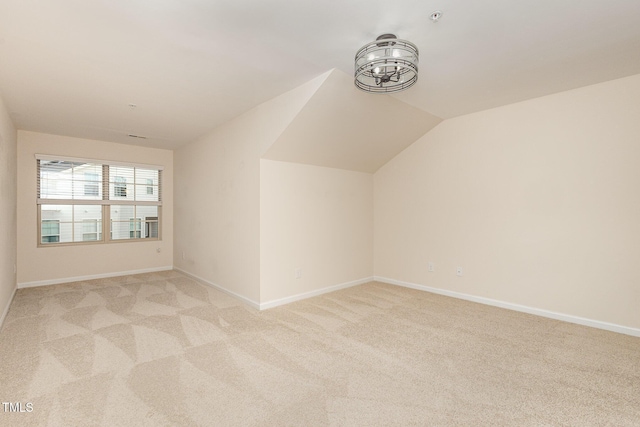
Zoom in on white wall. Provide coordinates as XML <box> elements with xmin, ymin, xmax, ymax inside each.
<box><xmin>0</xmin><ymin>93</ymin><xmax>17</xmax><ymax>325</ymax></box>
<box><xmin>173</xmin><ymin>114</ymin><xmax>261</xmax><ymax>303</ymax></box>
<box><xmin>374</xmin><ymin>74</ymin><xmax>640</xmax><ymax>330</ymax></box>
<box><xmin>260</xmin><ymin>160</ymin><xmax>373</xmax><ymax>305</ymax></box>
<box><xmin>9</xmin><ymin>68</ymin><xmax>639</xmax><ymax>335</ymax></box>
<box><xmin>17</xmin><ymin>131</ymin><xmax>174</xmax><ymax>285</ymax></box>
<box><xmin>173</xmin><ymin>74</ymin><xmax>327</xmax><ymax>305</ymax></box>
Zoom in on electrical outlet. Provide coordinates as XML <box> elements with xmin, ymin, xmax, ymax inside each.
<box><xmin>295</xmin><ymin>268</ymin><xmax>302</xmax><ymax>279</ymax></box>
<box><xmin>428</xmin><ymin>262</ymin><xmax>435</xmax><ymax>272</ymax></box>
<box><xmin>456</xmin><ymin>266</ymin><xmax>463</xmax><ymax>276</ymax></box>
<box><xmin>182</xmin><ymin>251</ymin><xmax>185</xmax><ymax>260</ymax></box>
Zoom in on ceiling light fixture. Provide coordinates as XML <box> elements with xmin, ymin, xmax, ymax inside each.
<box><xmin>354</xmin><ymin>33</ymin><xmax>419</xmax><ymax>94</ymax></box>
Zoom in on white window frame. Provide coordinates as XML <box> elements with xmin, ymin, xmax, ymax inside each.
<box><xmin>36</xmin><ymin>154</ymin><xmax>163</xmax><ymax>246</ymax></box>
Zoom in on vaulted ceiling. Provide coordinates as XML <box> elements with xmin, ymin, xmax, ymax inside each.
<box><xmin>1</xmin><ymin>0</ymin><xmax>639</xmax><ymax>150</ymax></box>
<box><xmin>263</xmin><ymin>69</ymin><xmax>441</xmax><ymax>173</ymax></box>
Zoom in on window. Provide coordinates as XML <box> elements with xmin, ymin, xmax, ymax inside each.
<box><xmin>84</xmin><ymin>172</ymin><xmax>99</xmax><ymax>196</ymax></box>
<box><xmin>82</xmin><ymin>219</ymin><xmax>101</xmax><ymax>241</ymax></box>
<box><xmin>145</xmin><ymin>216</ymin><xmax>159</xmax><ymax>238</ymax></box>
<box><xmin>37</xmin><ymin>155</ymin><xmax>163</xmax><ymax>246</ymax></box>
<box><xmin>129</xmin><ymin>218</ymin><xmax>142</xmax><ymax>238</ymax></box>
<box><xmin>114</xmin><ymin>176</ymin><xmax>127</xmax><ymax>197</ymax></box>
<box><xmin>41</xmin><ymin>220</ymin><xmax>60</xmax><ymax>243</ymax></box>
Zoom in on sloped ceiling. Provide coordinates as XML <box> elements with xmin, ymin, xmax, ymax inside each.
<box><xmin>262</xmin><ymin>69</ymin><xmax>441</xmax><ymax>173</ymax></box>
<box><xmin>1</xmin><ymin>1</ymin><xmax>639</xmax><ymax>149</ymax></box>
<box><xmin>252</xmin><ymin>70</ymin><xmax>331</xmax><ymax>156</ymax></box>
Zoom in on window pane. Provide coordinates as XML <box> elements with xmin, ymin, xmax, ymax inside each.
<box><xmin>109</xmin><ymin>166</ymin><xmax>134</xmax><ymax>200</ymax></box>
<box><xmin>136</xmin><ymin>184</ymin><xmax>159</xmax><ymax>202</ymax></box>
<box><xmin>138</xmin><ymin>206</ymin><xmax>158</xmax><ymax>224</ymax></box>
<box><xmin>39</xmin><ymin>161</ymin><xmax>102</xmax><ymax>200</ymax></box>
<box><xmin>39</xmin><ymin>161</ymin><xmax>74</xmax><ymax>199</ymax></box>
<box><xmin>114</xmin><ymin>176</ymin><xmax>128</xmax><ymax>198</ymax></box>
<box><xmin>41</xmin><ymin>205</ymin><xmax>104</xmax><ymax>244</ymax></box>
<box><xmin>74</xmin><ymin>205</ymin><xmax>102</xmax><ymax>221</ymax></box>
<box><xmin>140</xmin><ymin>206</ymin><xmax>159</xmax><ymax>239</ymax></box>
<box><xmin>75</xmin><ymin>164</ymin><xmax>103</xmax><ymax>200</ymax></box>
<box><xmin>110</xmin><ymin>205</ymin><xmax>158</xmax><ymax>240</ymax></box>
<box><xmin>145</xmin><ymin>216</ymin><xmax>159</xmax><ymax>238</ymax></box>
<box><xmin>83</xmin><ymin>172</ymin><xmax>100</xmax><ymax>197</ymax></box>
<box><xmin>41</xmin><ymin>219</ymin><xmax>60</xmax><ymax>244</ymax></box>
<box><xmin>41</xmin><ymin>220</ymin><xmax>73</xmax><ymax>244</ymax></box>
<box><xmin>41</xmin><ymin>205</ymin><xmax>72</xmax><ymax>244</ymax></box>
<box><xmin>110</xmin><ymin>221</ymin><xmax>129</xmax><ymax>240</ymax></box>
<box><xmin>73</xmin><ymin>205</ymin><xmax>102</xmax><ymax>242</ymax></box>
<box><xmin>80</xmin><ymin>219</ymin><xmax>101</xmax><ymax>241</ymax></box>
<box><xmin>111</xmin><ymin>204</ymin><xmax>135</xmax><ymax>219</ymax></box>
<box><xmin>137</xmin><ymin>169</ymin><xmax>159</xmax><ymax>200</ymax></box>
<box><xmin>110</xmin><ymin>205</ymin><xmax>135</xmax><ymax>240</ymax></box>
<box><xmin>129</xmin><ymin>218</ymin><xmax>142</xmax><ymax>238</ymax></box>
<box><xmin>135</xmin><ymin>169</ymin><xmax>158</xmax><ymax>185</ymax></box>
<box><xmin>146</xmin><ymin>179</ymin><xmax>154</xmax><ymax>195</ymax></box>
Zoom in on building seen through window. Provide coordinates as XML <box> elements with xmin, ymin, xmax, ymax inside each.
<box><xmin>37</xmin><ymin>157</ymin><xmax>162</xmax><ymax>245</ymax></box>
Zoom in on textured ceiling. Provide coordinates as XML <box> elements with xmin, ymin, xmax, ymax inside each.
<box><xmin>1</xmin><ymin>0</ymin><xmax>639</xmax><ymax>149</ymax></box>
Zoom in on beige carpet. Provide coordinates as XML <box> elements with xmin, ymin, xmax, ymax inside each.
<box><xmin>0</xmin><ymin>270</ymin><xmax>638</xmax><ymax>426</ymax></box>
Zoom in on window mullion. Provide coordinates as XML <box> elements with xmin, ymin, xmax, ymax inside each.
<box><xmin>133</xmin><ymin>167</ymin><xmax>137</xmax><ymax>201</ymax></box>
<box><xmin>103</xmin><ymin>164</ymin><xmax>110</xmax><ymax>242</ymax></box>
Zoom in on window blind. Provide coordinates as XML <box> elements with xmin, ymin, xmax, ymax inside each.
<box><xmin>36</xmin><ymin>155</ymin><xmax>163</xmax><ymax>245</ymax></box>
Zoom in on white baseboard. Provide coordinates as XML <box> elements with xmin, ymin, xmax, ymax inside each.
<box><xmin>0</xmin><ymin>286</ymin><xmax>17</xmax><ymax>331</ymax></box>
<box><xmin>173</xmin><ymin>267</ymin><xmax>260</xmax><ymax>310</ymax></box>
<box><xmin>259</xmin><ymin>276</ymin><xmax>375</xmax><ymax>310</ymax></box>
<box><xmin>17</xmin><ymin>266</ymin><xmax>174</xmax><ymax>289</ymax></box>
<box><xmin>374</xmin><ymin>276</ymin><xmax>640</xmax><ymax>338</ymax></box>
